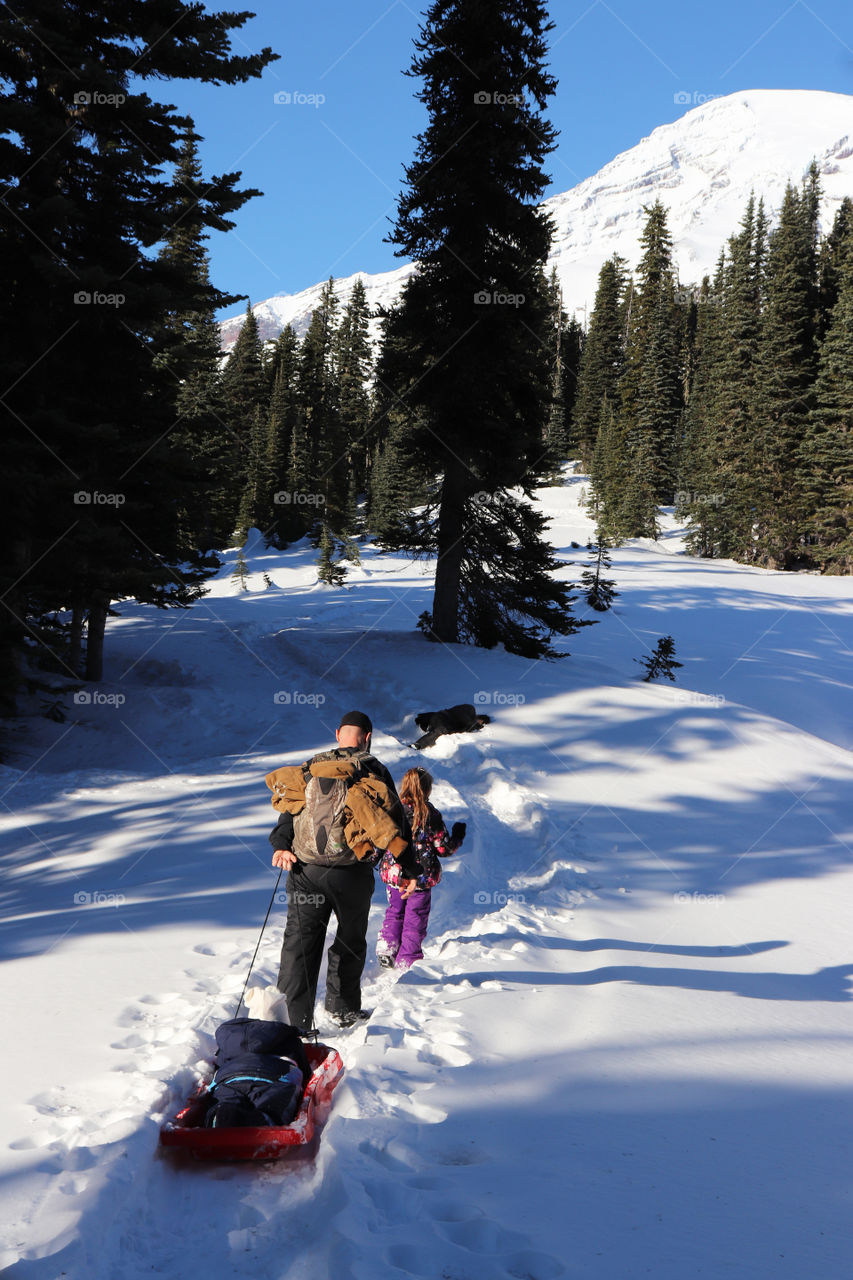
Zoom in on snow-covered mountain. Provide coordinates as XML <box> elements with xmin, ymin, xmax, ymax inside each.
<box><xmin>220</xmin><ymin>88</ymin><xmax>853</xmax><ymax>348</ymax></box>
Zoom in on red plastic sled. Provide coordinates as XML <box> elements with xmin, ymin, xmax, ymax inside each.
<box><xmin>159</xmin><ymin>1042</ymin><xmax>344</xmax><ymax>1161</ymax></box>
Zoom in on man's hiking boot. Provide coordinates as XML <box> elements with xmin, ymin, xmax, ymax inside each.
<box><xmin>327</xmin><ymin>1008</ymin><xmax>371</xmax><ymax>1029</ymax></box>
<box><xmin>378</xmin><ymin>954</ymin><xmax>395</xmax><ymax>969</ymax></box>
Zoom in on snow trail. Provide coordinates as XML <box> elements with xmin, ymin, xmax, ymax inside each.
<box><xmin>3</xmin><ymin>475</ymin><xmax>853</xmax><ymax>1278</ymax></box>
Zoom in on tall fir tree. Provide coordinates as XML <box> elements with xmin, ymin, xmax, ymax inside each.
<box><xmin>0</xmin><ymin>2</ymin><xmax>276</xmax><ymax>688</ymax></box>
<box><xmin>335</xmin><ymin>278</ymin><xmax>374</xmax><ymax>526</ymax></box>
<box><xmin>384</xmin><ymin>0</ymin><xmax>582</xmax><ymax>657</ymax></box>
<box><xmin>751</xmin><ymin>170</ymin><xmax>820</xmax><ymax>566</ymax></box>
<box><xmin>296</xmin><ymin>279</ymin><xmax>347</xmax><ymax>539</ymax></box>
<box><xmin>221</xmin><ymin>303</ymin><xmax>269</xmax><ymax>521</ymax></box>
<box><xmin>570</xmin><ymin>255</ymin><xmax>628</xmax><ymax>469</ymax></box>
<box><xmin>800</xmin><ymin>219</ymin><xmax>853</xmax><ymax>570</ymax></box>
<box><xmin>366</xmin><ymin>303</ymin><xmax>435</xmax><ymax>546</ymax></box>
<box><xmin>265</xmin><ymin>325</ymin><xmax>302</xmax><ymax>543</ymax></box>
<box><xmin>618</xmin><ymin>201</ymin><xmax>683</xmax><ymax>516</ymax></box>
<box><xmin>155</xmin><ymin>127</ymin><xmax>248</xmax><ymax>553</ymax></box>
<box><xmin>816</xmin><ymin>196</ymin><xmax>853</xmax><ymax>342</ymax></box>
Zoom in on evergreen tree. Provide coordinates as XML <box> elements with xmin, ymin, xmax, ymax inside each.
<box><xmin>236</xmin><ymin>406</ymin><xmax>276</xmax><ymax>539</ymax></box>
<box><xmin>542</xmin><ymin>271</ymin><xmax>584</xmax><ymax>475</ymax></box>
<box><xmin>751</xmin><ymin>172</ymin><xmax>820</xmax><ymax>566</ymax></box>
<box><xmin>619</xmin><ymin>201</ymin><xmax>682</xmax><ymax>514</ymax></box>
<box><xmin>801</xmin><ymin>221</ymin><xmax>853</xmax><ymax>570</ymax></box>
<box><xmin>571</xmin><ymin>255</ymin><xmax>628</xmax><ymax>468</ymax></box>
<box><xmin>336</xmin><ymin>279</ymin><xmax>374</xmax><ymax>525</ymax></box>
<box><xmin>677</xmin><ymin>269</ymin><xmax>725</xmax><ymax>556</ymax></box>
<box><xmin>296</xmin><ymin>279</ymin><xmax>346</xmax><ymax>539</ymax></box>
<box><xmin>581</xmin><ymin>535</ymin><xmax>619</xmax><ymax>611</ymax></box>
<box><xmin>679</xmin><ymin>198</ymin><xmax>767</xmax><ymax>559</ymax></box>
<box><xmin>0</xmin><ymin>2</ymin><xmax>277</xmax><ymax>687</ymax></box>
<box><xmin>384</xmin><ymin>0</ymin><xmax>580</xmax><ymax>657</ymax></box>
<box><xmin>220</xmin><ymin>304</ymin><xmax>268</xmax><ymax>520</ymax></box>
<box><xmin>816</xmin><ymin>196</ymin><xmax>853</xmax><ymax>342</ymax></box>
<box><xmin>366</xmin><ymin>304</ymin><xmax>435</xmax><ymax>546</ymax></box>
<box><xmin>635</xmin><ymin>635</ymin><xmax>682</xmax><ymax>681</ymax></box>
<box><xmin>155</xmin><ymin>126</ymin><xmax>245</xmax><ymax>552</ymax></box>
<box><xmin>266</xmin><ymin>326</ymin><xmax>302</xmax><ymax>542</ymax></box>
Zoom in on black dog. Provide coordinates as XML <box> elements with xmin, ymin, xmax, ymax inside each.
<box><xmin>412</xmin><ymin>703</ymin><xmax>491</xmax><ymax>750</ymax></box>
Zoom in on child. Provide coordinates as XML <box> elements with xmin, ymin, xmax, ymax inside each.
<box><xmin>376</xmin><ymin>767</ymin><xmax>466</xmax><ymax>969</ymax></box>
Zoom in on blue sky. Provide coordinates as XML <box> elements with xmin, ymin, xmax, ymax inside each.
<box><xmin>149</xmin><ymin>0</ymin><xmax>853</xmax><ymax>317</ymax></box>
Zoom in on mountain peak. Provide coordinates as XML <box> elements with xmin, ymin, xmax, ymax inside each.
<box><xmin>221</xmin><ymin>88</ymin><xmax>853</xmax><ymax>347</ymax></box>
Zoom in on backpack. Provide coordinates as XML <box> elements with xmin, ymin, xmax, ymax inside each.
<box><xmin>292</xmin><ymin>767</ymin><xmax>351</xmax><ymax>863</ymax></box>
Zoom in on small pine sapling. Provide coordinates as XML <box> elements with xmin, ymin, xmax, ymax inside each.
<box><xmin>636</xmin><ymin>635</ymin><xmax>683</xmax><ymax>681</ymax></box>
<box><xmin>582</xmin><ymin>534</ymin><xmax>619</xmax><ymax>611</ymax></box>
<box><xmin>231</xmin><ymin>550</ymin><xmax>250</xmax><ymax>592</ymax></box>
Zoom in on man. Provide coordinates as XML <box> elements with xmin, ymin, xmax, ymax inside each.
<box><xmin>270</xmin><ymin>711</ymin><xmax>417</xmax><ymax>1031</ymax></box>
<box><xmin>412</xmin><ymin>702</ymin><xmax>491</xmax><ymax>750</ymax></box>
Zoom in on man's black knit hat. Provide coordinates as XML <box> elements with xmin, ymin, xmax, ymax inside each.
<box><xmin>339</xmin><ymin>710</ymin><xmax>373</xmax><ymax>734</ymax></box>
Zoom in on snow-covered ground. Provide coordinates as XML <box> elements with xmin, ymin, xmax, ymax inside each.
<box><xmin>2</xmin><ymin>472</ymin><xmax>852</xmax><ymax>1279</ymax></box>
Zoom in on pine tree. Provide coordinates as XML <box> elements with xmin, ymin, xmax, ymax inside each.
<box><xmin>817</xmin><ymin>197</ymin><xmax>853</xmax><ymax>342</ymax></box>
<box><xmin>296</xmin><ymin>279</ymin><xmax>346</xmax><ymax>542</ymax></box>
<box><xmin>635</xmin><ymin>635</ymin><xmax>683</xmax><ymax>681</ymax></box>
<box><xmin>571</xmin><ymin>256</ymin><xmax>628</xmax><ymax>469</ymax></box>
<box><xmin>155</xmin><ymin>126</ymin><xmax>247</xmax><ymax>552</ymax></box>
<box><xmin>679</xmin><ymin>198</ymin><xmax>768</xmax><ymax>559</ymax></box>
<box><xmin>316</xmin><ymin>522</ymin><xmax>348</xmax><ymax>586</ymax></box>
<box><xmin>0</xmin><ymin>2</ymin><xmax>277</xmax><ymax>688</ymax></box>
<box><xmin>366</xmin><ymin>304</ymin><xmax>434</xmax><ymax>546</ymax></box>
<box><xmin>266</xmin><ymin>326</ymin><xmax>301</xmax><ymax>542</ymax></box>
<box><xmin>677</xmin><ymin>270</ymin><xmax>723</xmax><ymax>556</ymax></box>
<box><xmin>581</xmin><ymin>535</ymin><xmax>619</xmax><ymax>611</ymax></box>
<box><xmin>618</xmin><ymin>201</ymin><xmax>683</xmax><ymax>516</ymax></box>
<box><xmin>801</xmin><ymin>220</ymin><xmax>853</xmax><ymax>570</ymax></box>
<box><xmin>751</xmin><ymin>172</ymin><xmax>820</xmax><ymax>567</ymax></box>
<box><xmin>220</xmin><ymin>304</ymin><xmax>269</xmax><ymax>519</ymax></box>
<box><xmin>336</xmin><ymin>279</ymin><xmax>374</xmax><ymax>526</ymax></box>
<box><xmin>384</xmin><ymin>0</ymin><xmax>581</xmax><ymax>657</ymax></box>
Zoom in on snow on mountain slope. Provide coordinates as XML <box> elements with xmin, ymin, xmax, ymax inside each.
<box><xmin>219</xmin><ymin>262</ymin><xmax>416</xmax><ymax>349</ymax></box>
<box><xmin>221</xmin><ymin>88</ymin><xmax>853</xmax><ymax>347</ymax></box>
<box><xmin>2</xmin><ymin>475</ymin><xmax>853</xmax><ymax>1278</ymax></box>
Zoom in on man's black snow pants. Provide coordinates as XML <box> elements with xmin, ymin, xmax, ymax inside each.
<box><xmin>276</xmin><ymin>860</ymin><xmax>375</xmax><ymax>1031</ymax></box>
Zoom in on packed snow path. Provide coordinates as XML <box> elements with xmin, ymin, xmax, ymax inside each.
<box><xmin>2</xmin><ymin>474</ymin><xmax>852</xmax><ymax>1279</ymax></box>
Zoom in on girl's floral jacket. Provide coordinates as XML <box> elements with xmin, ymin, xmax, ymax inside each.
<box><xmin>378</xmin><ymin>801</ymin><xmax>463</xmax><ymax>891</ymax></box>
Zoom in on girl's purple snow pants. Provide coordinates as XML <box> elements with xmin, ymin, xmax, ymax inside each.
<box><xmin>379</xmin><ymin>886</ymin><xmax>432</xmax><ymax>967</ymax></box>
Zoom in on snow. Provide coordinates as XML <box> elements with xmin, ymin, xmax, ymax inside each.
<box><xmin>2</xmin><ymin>473</ymin><xmax>853</xmax><ymax>1278</ymax></box>
<box><xmin>221</xmin><ymin>89</ymin><xmax>853</xmax><ymax>345</ymax></box>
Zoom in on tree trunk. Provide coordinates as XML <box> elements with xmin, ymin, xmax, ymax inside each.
<box><xmin>85</xmin><ymin>594</ymin><xmax>109</xmax><ymax>682</ymax></box>
<box><xmin>431</xmin><ymin>459</ymin><xmax>468</xmax><ymax>642</ymax></box>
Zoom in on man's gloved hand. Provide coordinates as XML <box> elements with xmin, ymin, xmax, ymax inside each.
<box><xmin>451</xmin><ymin>821</ymin><xmax>466</xmax><ymax>843</ymax></box>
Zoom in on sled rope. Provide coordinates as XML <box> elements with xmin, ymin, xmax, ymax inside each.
<box><xmin>233</xmin><ymin>868</ymin><xmax>283</xmax><ymax>1020</ymax></box>
<box><xmin>293</xmin><ymin>866</ymin><xmax>320</xmax><ymax>1041</ymax></box>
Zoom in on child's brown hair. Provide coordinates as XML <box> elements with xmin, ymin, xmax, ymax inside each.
<box><xmin>398</xmin><ymin>767</ymin><xmax>433</xmax><ymax>833</ymax></box>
